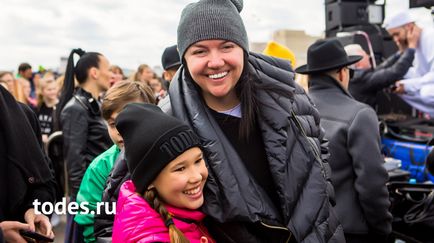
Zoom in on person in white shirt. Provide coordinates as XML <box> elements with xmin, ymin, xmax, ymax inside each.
<box><xmin>384</xmin><ymin>10</ymin><xmax>434</xmax><ymax>116</ymax></box>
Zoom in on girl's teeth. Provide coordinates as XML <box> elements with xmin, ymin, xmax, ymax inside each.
<box><xmin>209</xmin><ymin>72</ymin><xmax>228</xmax><ymax>79</ymax></box>
<box><xmin>184</xmin><ymin>187</ymin><xmax>200</xmax><ymax>195</ymax></box>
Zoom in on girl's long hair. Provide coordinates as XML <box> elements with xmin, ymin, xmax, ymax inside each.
<box><xmin>144</xmin><ymin>188</ymin><xmax>189</xmax><ymax>243</ymax></box>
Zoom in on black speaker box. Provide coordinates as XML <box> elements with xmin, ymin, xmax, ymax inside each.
<box><xmin>326</xmin><ymin>1</ymin><xmax>369</xmax><ymax>30</ymax></box>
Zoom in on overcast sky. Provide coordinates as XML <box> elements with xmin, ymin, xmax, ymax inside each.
<box><xmin>0</xmin><ymin>0</ymin><xmax>417</xmax><ymax>72</ymax></box>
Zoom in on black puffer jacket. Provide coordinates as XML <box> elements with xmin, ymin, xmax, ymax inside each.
<box><xmin>60</xmin><ymin>88</ymin><xmax>112</xmax><ymax>198</ymax></box>
<box><xmin>169</xmin><ymin>53</ymin><xmax>344</xmax><ymax>243</ymax></box>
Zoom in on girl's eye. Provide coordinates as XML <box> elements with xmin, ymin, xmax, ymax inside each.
<box><xmin>175</xmin><ymin>167</ymin><xmax>185</xmax><ymax>172</ymax></box>
<box><xmin>195</xmin><ymin>158</ymin><xmax>203</xmax><ymax>164</ymax></box>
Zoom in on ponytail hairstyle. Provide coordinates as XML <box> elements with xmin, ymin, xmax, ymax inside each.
<box><xmin>144</xmin><ymin>188</ymin><xmax>189</xmax><ymax>243</ymax></box>
<box><xmin>54</xmin><ymin>48</ymin><xmax>102</xmax><ymax>130</ymax></box>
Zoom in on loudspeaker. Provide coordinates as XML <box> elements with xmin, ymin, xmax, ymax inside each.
<box><xmin>326</xmin><ymin>1</ymin><xmax>369</xmax><ymax>30</ymax></box>
<box><xmin>409</xmin><ymin>0</ymin><xmax>434</xmax><ymax>8</ymax></box>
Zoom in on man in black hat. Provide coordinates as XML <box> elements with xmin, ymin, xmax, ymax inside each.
<box><xmin>158</xmin><ymin>45</ymin><xmax>181</xmax><ymax>113</ymax></box>
<box><xmin>161</xmin><ymin>45</ymin><xmax>181</xmax><ymax>85</ymax></box>
<box><xmin>296</xmin><ymin>39</ymin><xmax>392</xmax><ymax>243</ymax></box>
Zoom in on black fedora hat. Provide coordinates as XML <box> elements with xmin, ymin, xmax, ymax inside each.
<box><xmin>295</xmin><ymin>39</ymin><xmax>362</xmax><ymax>74</ymax></box>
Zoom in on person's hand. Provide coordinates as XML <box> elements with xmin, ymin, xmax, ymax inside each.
<box><xmin>407</xmin><ymin>25</ymin><xmax>421</xmax><ymax>49</ymax></box>
<box><xmin>393</xmin><ymin>82</ymin><xmax>406</xmax><ymax>94</ymax></box>
<box><xmin>24</xmin><ymin>208</ymin><xmax>55</xmax><ymax>239</ymax></box>
<box><xmin>0</xmin><ymin>221</ymin><xmax>30</xmax><ymax>243</ymax></box>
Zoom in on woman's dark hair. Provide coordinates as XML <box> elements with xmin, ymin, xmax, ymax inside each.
<box><xmin>75</xmin><ymin>52</ymin><xmax>102</xmax><ymax>84</ymax></box>
<box><xmin>144</xmin><ymin>188</ymin><xmax>189</xmax><ymax>243</ymax></box>
<box><xmin>54</xmin><ymin>49</ymin><xmax>102</xmax><ymax>130</ymax></box>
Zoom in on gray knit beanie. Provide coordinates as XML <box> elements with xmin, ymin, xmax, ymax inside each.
<box><xmin>177</xmin><ymin>0</ymin><xmax>249</xmax><ymax>62</ymax></box>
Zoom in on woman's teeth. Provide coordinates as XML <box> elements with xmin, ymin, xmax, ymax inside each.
<box><xmin>208</xmin><ymin>71</ymin><xmax>228</xmax><ymax>79</ymax></box>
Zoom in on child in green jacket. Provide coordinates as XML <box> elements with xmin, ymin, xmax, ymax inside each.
<box><xmin>74</xmin><ymin>80</ymin><xmax>155</xmax><ymax>242</ymax></box>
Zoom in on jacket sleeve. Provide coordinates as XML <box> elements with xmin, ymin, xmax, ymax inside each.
<box><xmin>75</xmin><ymin>148</ymin><xmax>116</xmax><ymax>242</ymax></box>
<box><xmin>347</xmin><ymin>107</ymin><xmax>392</xmax><ymax>235</ymax></box>
<box><xmin>61</xmin><ymin>105</ymin><xmax>89</xmax><ymax>197</ymax></box>
<box><xmin>363</xmin><ymin>48</ymin><xmax>415</xmax><ymax>92</ymax></box>
<box><xmin>376</xmin><ymin>52</ymin><xmax>400</xmax><ymax>69</ymax></box>
<box><xmin>400</xmin><ymin>46</ymin><xmax>434</xmax><ymax>94</ymax></box>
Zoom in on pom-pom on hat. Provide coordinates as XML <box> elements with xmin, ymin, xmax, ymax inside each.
<box><xmin>177</xmin><ymin>0</ymin><xmax>249</xmax><ymax>62</ymax></box>
<box><xmin>115</xmin><ymin>103</ymin><xmax>201</xmax><ymax>194</ymax></box>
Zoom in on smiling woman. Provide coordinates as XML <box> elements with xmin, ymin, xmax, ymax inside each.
<box><xmin>165</xmin><ymin>0</ymin><xmax>345</xmax><ymax>242</ymax></box>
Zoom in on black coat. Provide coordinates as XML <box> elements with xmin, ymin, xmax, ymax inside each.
<box><xmin>349</xmin><ymin>48</ymin><xmax>415</xmax><ymax>108</ymax></box>
<box><xmin>0</xmin><ymin>86</ymin><xmax>56</xmax><ymax>222</ymax></box>
<box><xmin>309</xmin><ymin>75</ymin><xmax>392</xmax><ymax>237</ymax></box>
<box><xmin>60</xmin><ymin>88</ymin><xmax>111</xmax><ymax>198</ymax></box>
<box><xmin>168</xmin><ymin>53</ymin><xmax>344</xmax><ymax>243</ymax></box>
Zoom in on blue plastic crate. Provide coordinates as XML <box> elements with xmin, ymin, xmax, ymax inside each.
<box><xmin>382</xmin><ymin>137</ymin><xmax>433</xmax><ymax>182</ymax></box>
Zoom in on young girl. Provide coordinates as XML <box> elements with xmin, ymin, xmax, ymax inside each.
<box><xmin>74</xmin><ymin>80</ymin><xmax>155</xmax><ymax>243</ymax></box>
<box><xmin>112</xmin><ymin>103</ymin><xmax>214</xmax><ymax>243</ymax></box>
<box><xmin>36</xmin><ymin>77</ymin><xmax>59</xmax><ymax>144</ymax></box>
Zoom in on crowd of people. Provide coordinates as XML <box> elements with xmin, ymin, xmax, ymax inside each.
<box><xmin>1</xmin><ymin>0</ymin><xmax>434</xmax><ymax>242</ymax></box>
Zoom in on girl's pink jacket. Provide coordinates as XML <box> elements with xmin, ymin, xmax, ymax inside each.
<box><xmin>112</xmin><ymin>180</ymin><xmax>214</xmax><ymax>243</ymax></box>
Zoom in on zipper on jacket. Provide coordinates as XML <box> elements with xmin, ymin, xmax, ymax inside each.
<box><xmin>260</xmin><ymin>221</ymin><xmax>292</xmax><ymax>243</ymax></box>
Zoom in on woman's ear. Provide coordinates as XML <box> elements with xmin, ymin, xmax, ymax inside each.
<box><xmin>89</xmin><ymin>67</ymin><xmax>99</xmax><ymax>80</ymax></box>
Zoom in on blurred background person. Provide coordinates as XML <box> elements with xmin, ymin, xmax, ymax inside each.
<box><xmin>109</xmin><ymin>65</ymin><xmax>124</xmax><ymax>86</ymax></box>
<box><xmin>149</xmin><ymin>76</ymin><xmax>167</xmax><ymax>103</ymax></box>
<box><xmin>17</xmin><ymin>63</ymin><xmax>35</xmax><ymax>98</ymax></box>
<box><xmin>0</xmin><ymin>71</ymin><xmax>26</xmax><ymax>103</ymax></box>
<box><xmin>132</xmin><ymin>64</ymin><xmax>154</xmax><ymax>85</ymax></box>
<box><xmin>383</xmin><ymin>10</ymin><xmax>434</xmax><ymax>116</ymax></box>
<box><xmin>343</xmin><ymin>32</ymin><xmax>417</xmax><ymax>109</ymax></box>
<box><xmin>161</xmin><ymin>45</ymin><xmax>181</xmax><ymax>87</ymax></box>
<box><xmin>18</xmin><ymin>78</ymin><xmax>37</xmax><ymax>109</ymax></box>
<box><xmin>37</xmin><ymin>77</ymin><xmax>59</xmax><ymax>144</ymax></box>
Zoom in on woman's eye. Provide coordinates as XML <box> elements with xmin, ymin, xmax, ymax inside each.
<box><xmin>222</xmin><ymin>44</ymin><xmax>234</xmax><ymax>50</ymax></box>
<box><xmin>195</xmin><ymin>158</ymin><xmax>203</xmax><ymax>164</ymax></box>
<box><xmin>192</xmin><ymin>49</ymin><xmax>206</xmax><ymax>55</ymax></box>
